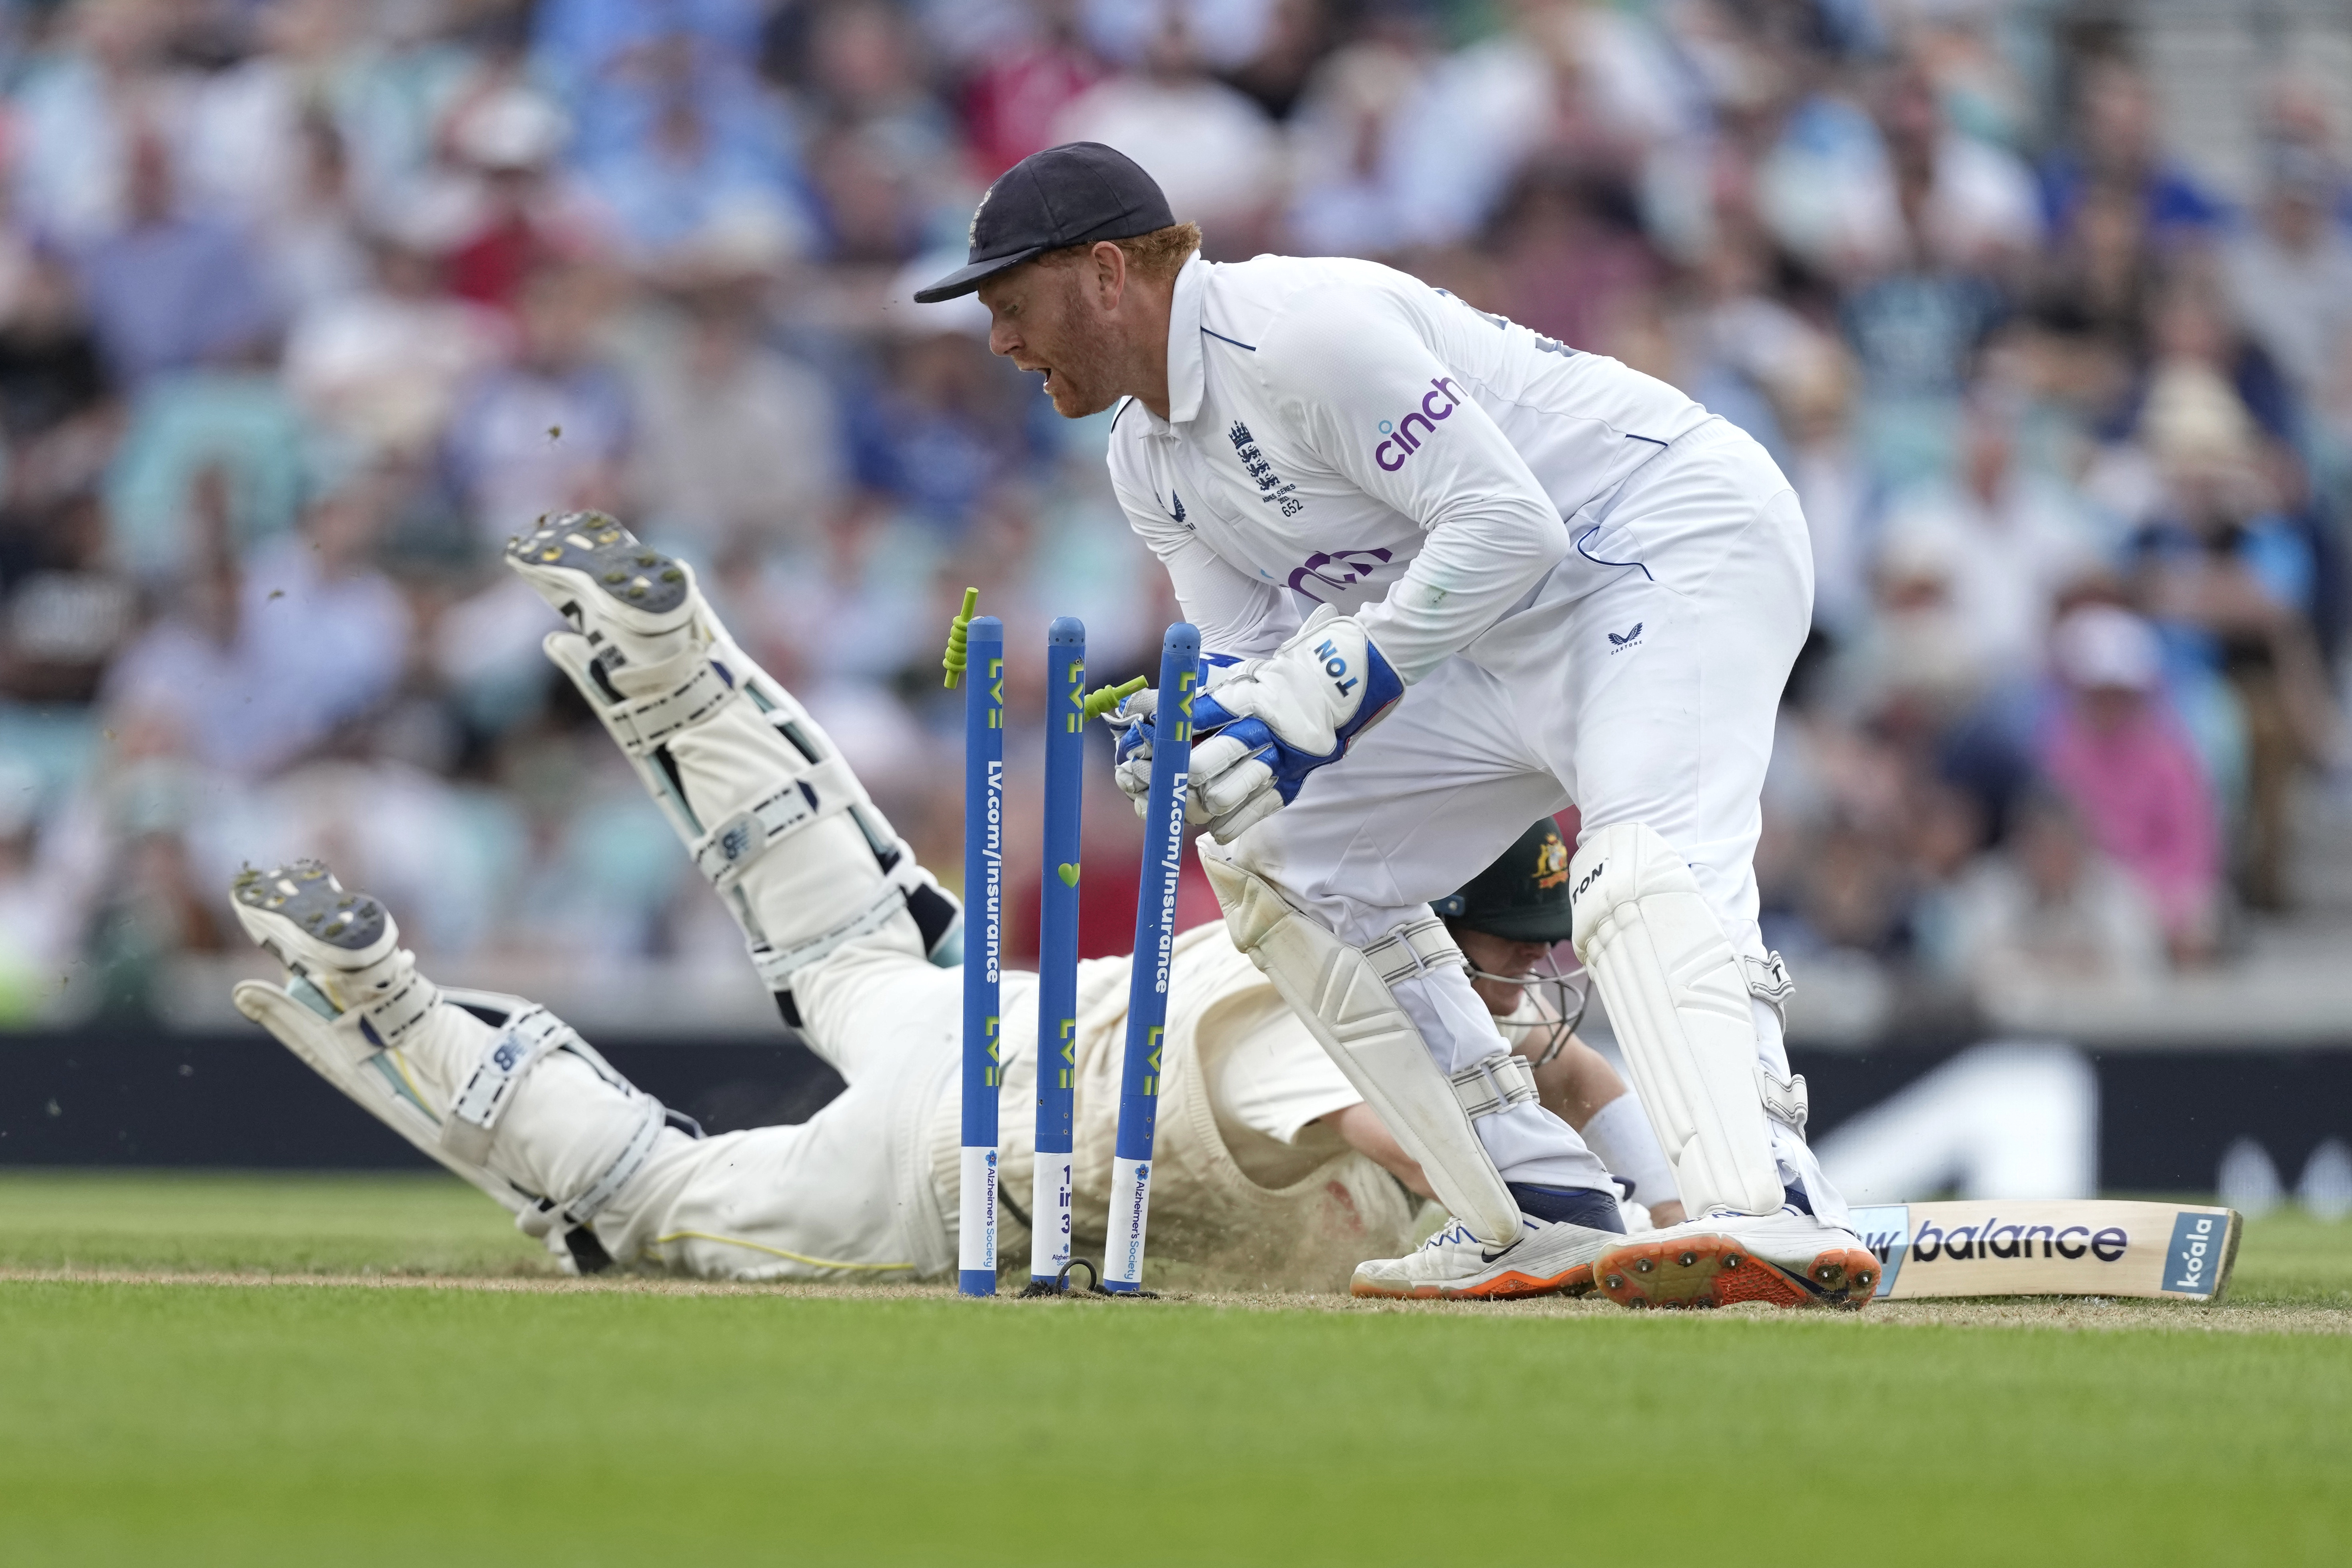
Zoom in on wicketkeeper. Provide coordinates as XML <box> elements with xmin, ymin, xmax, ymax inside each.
<box><xmin>918</xmin><ymin>142</ymin><xmax>1874</xmax><ymax>1307</ymax></box>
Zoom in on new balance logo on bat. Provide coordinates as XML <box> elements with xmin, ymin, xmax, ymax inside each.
<box><xmin>1848</xmin><ymin>1201</ymin><xmax>2236</xmax><ymax>1301</ymax></box>
<box><xmin>1911</xmin><ymin>1217</ymin><xmax>2128</xmax><ymax>1263</ymax></box>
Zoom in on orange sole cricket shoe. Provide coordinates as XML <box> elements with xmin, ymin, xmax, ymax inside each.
<box><xmin>1593</xmin><ymin>1232</ymin><xmax>1881</xmax><ymax>1310</ymax></box>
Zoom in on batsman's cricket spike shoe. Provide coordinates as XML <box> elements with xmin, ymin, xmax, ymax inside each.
<box><xmin>1591</xmin><ymin>1209</ymin><xmax>1880</xmax><ymax>1310</ymax></box>
<box><xmin>231</xmin><ymin>860</ymin><xmax>401</xmax><ymax>998</ymax></box>
<box><xmin>230</xmin><ymin>859</ymin><xmax>445</xmax><ymax>1060</ymax></box>
<box><xmin>505</xmin><ymin>512</ymin><xmax>703</xmax><ymax>667</ymax></box>
<box><xmin>1350</xmin><ymin>1215</ymin><xmax>1617</xmax><ymax>1301</ymax></box>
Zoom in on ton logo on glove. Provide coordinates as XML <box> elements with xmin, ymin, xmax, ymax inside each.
<box><xmin>1314</xmin><ymin>636</ymin><xmax>1359</xmax><ymax>697</ymax></box>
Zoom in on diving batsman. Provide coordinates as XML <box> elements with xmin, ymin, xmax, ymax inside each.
<box><xmin>918</xmin><ymin>142</ymin><xmax>1875</xmax><ymax>1307</ymax></box>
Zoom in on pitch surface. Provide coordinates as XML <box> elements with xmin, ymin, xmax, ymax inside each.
<box><xmin>2</xmin><ymin>1173</ymin><xmax>2345</xmax><ymax>1564</ymax></box>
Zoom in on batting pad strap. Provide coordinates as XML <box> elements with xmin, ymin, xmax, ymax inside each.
<box><xmin>1449</xmin><ymin>1051</ymin><xmax>1539</xmax><ymax>1121</ymax></box>
<box><xmin>1362</xmin><ymin>916</ymin><xmax>1467</xmax><ymax>986</ymax></box>
<box><xmin>442</xmin><ymin>1005</ymin><xmax>577</xmax><ymax>1164</ymax></box>
<box><xmin>1743</xmin><ymin>950</ymin><xmax>1795</xmax><ymax>1027</ymax></box>
<box><xmin>1756</xmin><ymin>1065</ymin><xmax>1809</xmax><ymax>1133</ymax></box>
<box><xmin>748</xmin><ymin>882</ymin><xmax>908</xmax><ymax>992</ymax></box>
<box><xmin>604</xmin><ymin>658</ymin><xmax>736</xmax><ymax>756</ymax></box>
<box><xmin>694</xmin><ymin>780</ymin><xmax>820</xmax><ymax>888</ymax></box>
<box><xmin>357</xmin><ymin>964</ymin><xmax>440</xmax><ymax>1053</ymax></box>
<box><xmin>689</xmin><ymin>754</ymin><xmax>865</xmax><ymax>890</ymax></box>
<box><xmin>561</xmin><ymin>1096</ymin><xmax>666</xmax><ymax>1225</ymax></box>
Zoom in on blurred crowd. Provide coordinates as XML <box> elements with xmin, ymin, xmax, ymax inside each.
<box><xmin>1</xmin><ymin>0</ymin><xmax>2350</xmax><ymax>1023</ymax></box>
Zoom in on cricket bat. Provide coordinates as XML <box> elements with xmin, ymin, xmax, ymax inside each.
<box><xmin>1847</xmin><ymin>1200</ymin><xmax>2240</xmax><ymax>1303</ymax></box>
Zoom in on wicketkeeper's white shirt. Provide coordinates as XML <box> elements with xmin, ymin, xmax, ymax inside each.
<box><xmin>1106</xmin><ymin>252</ymin><xmax>1713</xmax><ymax>678</ymax></box>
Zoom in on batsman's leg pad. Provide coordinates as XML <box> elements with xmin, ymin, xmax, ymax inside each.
<box><xmin>1569</xmin><ymin>821</ymin><xmax>1794</xmax><ymax>1217</ymax></box>
<box><xmin>542</xmin><ymin>630</ymin><xmax>959</xmax><ymax>1005</ymax></box>
<box><xmin>1205</xmin><ymin>856</ymin><xmax>1523</xmax><ymax>1248</ymax></box>
<box><xmin>233</xmin><ymin>975</ymin><xmax>683</xmax><ymax>1272</ymax></box>
<box><xmin>231</xmin><ymin>975</ymin><xmax>527</xmax><ymax>1212</ymax></box>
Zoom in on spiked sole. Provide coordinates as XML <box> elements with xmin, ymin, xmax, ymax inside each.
<box><xmin>1351</xmin><ymin>1263</ymin><xmax>1596</xmax><ymax>1302</ymax></box>
<box><xmin>1592</xmin><ymin>1234</ymin><xmax>1880</xmax><ymax>1310</ymax></box>
<box><xmin>507</xmin><ymin>512</ymin><xmax>693</xmax><ymax>630</ymax></box>
<box><xmin>230</xmin><ymin>861</ymin><xmax>394</xmax><ymax>970</ymax></box>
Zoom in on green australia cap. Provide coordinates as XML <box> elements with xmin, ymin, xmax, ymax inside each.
<box><xmin>1434</xmin><ymin>819</ymin><xmax>1575</xmax><ymax>942</ymax></box>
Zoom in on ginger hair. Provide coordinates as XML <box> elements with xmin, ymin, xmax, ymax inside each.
<box><xmin>1036</xmin><ymin>221</ymin><xmax>1202</xmax><ymax>283</ymax></box>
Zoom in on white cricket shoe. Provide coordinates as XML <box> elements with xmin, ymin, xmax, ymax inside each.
<box><xmin>505</xmin><ymin>512</ymin><xmax>704</xmax><ymax>663</ymax></box>
<box><xmin>1350</xmin><ymin>1215</ymin><xmax>1620</xmax><ymax>1301</ymax></box>
<box><xmin>503</xmin><ymin>511</ymin><xmax>788</xmax><ymax>739</ymax></box>
<box><xmin>229</xmin><ymin>859</ymin><xmax>416</xmax><ymax>1023</ymax></box>
<box><xmin>1591</xmin><ymin>1208</ymin><xmax>1881</xmax><ymax>1310</ymax></box>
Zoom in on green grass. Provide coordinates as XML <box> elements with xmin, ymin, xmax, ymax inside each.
<box><xmin>1</xmin><ymin>1173</ymin><xmax>2348</xmax><ymax>1565</ymax></box>
<box><xmin>0</xmin><ymin>1170</ymin><xmax>541</xmax><ymax>1276</ymax></box>
<box><xmin>2222</xmin><ymin>1206</ymin><xmax>2352</xmax><ymax>1307</ymax></box>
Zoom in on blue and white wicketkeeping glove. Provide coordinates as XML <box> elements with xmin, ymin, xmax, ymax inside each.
<box><xmin>1185</xmin><ymin>607</ymin><xmax>1403</xmax><ymax>841</ymax></box>
<box><xmin>1107</xmin><ymin>687</ymin><xmax>1160</xmax><ymax>814</ymax></box>
<box><xmin>1106</xmin><ymin>655</ymin><xmax>1244</xmax><ymax>815</ymax></box>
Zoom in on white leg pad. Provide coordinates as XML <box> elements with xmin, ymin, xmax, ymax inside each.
<box><xmin>1205</xmin><ymin>856</ymin><xmax>1522</xmax><ymax>1248</ymax></box>
<box><xmin>1569</xmin><ymin>821</ymin><xmax>1785</xmax><ymax>1218</ymax></box>
<box><xmin>542</xmin><ymin>630</ymin><xmax>952</xmax><ymax>997</ymax></box>
<box><xmin>232</xmin><ymin>977</ymin><xmax>680</xmax><ymax>1264</ymax></box>
<box><xmin>232</xmin><ymin>978</ymin><xmax>533</xmax><ymax>1217</ymax></box>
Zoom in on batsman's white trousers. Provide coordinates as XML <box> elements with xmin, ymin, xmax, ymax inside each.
<box><xmin>560</xmin><ymin>936</ymin><xmax>966</xmax><ymax>1282</ymax></box>
<box><xmin>1205</xmin><ymin>417</ymin><xmax>1833</xmax><ymax>1203</ymax></box>
<box><xmin>521</xmin><ymin>934</ymin><xmax>1395</xmax><ymax>1281</ymax></box>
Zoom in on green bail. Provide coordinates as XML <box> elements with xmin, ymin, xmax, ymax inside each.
<box><xmin>1081</xmin><ymin>676</ymin><xmax>1148</xmax><ymax>721</ymax></box>
<box><xmin>941</xmin><ymin>587</ymin><xmax>980</xmax><ymax>688</ymax></box>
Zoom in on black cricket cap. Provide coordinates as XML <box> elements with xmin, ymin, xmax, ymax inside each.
<box><xmin>913</xmin><ymin>142</ymin><xmax>1174</xmax><ymax>303</ymax></box>
<box><xmin>1433</xmin><ymin>820</ymin><xmax>1576</xmax><ymax>943</ymax></box>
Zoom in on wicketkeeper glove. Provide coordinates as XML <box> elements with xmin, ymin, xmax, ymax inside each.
<box><xmin>1106</xmin><ymin>655</ymin><xmax>1244</xmax><ymax>815</ymax></box>
<box><xmin>1185</xmin><ymin>606</ymin><xmax>1403</xmax><ymax>841</ymax></box>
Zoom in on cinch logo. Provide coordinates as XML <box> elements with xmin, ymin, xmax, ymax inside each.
<box><xmin>1373</xmin><ymin>378</ymin><xmax>1465</xmax><ymax>470</ymax></box>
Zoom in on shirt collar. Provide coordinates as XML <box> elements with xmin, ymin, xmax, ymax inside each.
<box><xmin>1161</xmin><ymin>251</ymin><xmax>1207</xmax><ymax>429</ymax></box>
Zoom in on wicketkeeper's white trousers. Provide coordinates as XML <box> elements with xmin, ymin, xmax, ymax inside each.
<box><xmin>1205</xmin><ymin>417</ymin><xmax>1836</xmax><ymax>1207</ymax></box>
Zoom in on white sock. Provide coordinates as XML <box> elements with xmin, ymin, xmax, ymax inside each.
<box><xmin>1582</xmin><ymin>1091</ymin><xmax>1678</xmax><ymax>1215</ymax></box>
